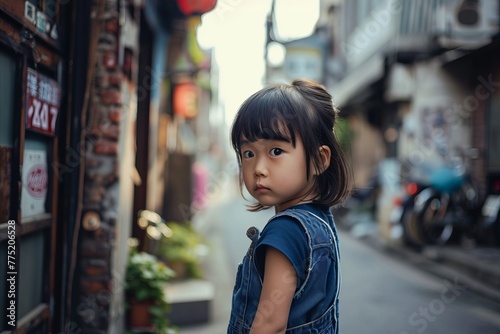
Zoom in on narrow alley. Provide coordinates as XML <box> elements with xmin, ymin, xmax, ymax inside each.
<box><xmin>180</xmin><ymin>176</ymin><xmax>500</xmax><ymax>334</ymax></box>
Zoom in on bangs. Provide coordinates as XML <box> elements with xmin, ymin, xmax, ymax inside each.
<box><xmin>231</xmin><ymin>87</ymin><xmax>300</xmax><ymax>151</ymax></box>
<box><xmin>238</xmin><ymin>110</ymin><xmax>295</xmax><ymax>144</ymax></box>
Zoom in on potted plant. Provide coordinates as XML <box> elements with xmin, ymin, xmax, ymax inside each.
<box><xmin>134</xmin><ymin>210</ymin><xmax>205</xmax><ymax>280</ymax></box>
<box><xmin>158</xmin><ymin>222</ymin><xmax>205</xmax><ymax>280</ymax></box>
<box><xmin>125</xmin><ymin>246</ymin><xmax>177</xmax><ymax>333</ymax></box>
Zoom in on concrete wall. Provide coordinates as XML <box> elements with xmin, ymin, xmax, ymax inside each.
<box><xmin>398</xmin><ymin>59</ymin><xmax>471</xmax><ymax>183</ymax></box>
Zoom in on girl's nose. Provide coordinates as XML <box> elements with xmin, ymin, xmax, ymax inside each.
<box><xmin>254</xmin><ymin>158</ymin><xmax>268</xmax><ymax>176</ymax></box>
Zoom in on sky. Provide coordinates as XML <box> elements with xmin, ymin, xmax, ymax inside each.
<box><xmin>197</xmin><ymin>0</ymin><xmax>320</xmax><ymax>127</ymax></box>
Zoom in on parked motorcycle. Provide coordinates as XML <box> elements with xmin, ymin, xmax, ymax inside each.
<box><xmin>413</xmin><ymin>167</ymin><xmax>500</xmax><ymax>247</ymax></box>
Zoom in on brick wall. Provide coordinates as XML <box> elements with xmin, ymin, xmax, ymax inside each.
<box><xmin>75</xmin><ymin>0</ymin><xmax>136</xmax><ymax>331</ymax></box>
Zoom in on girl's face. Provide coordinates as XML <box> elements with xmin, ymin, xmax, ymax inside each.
<box><xmin>239</xmin><ymin>135</ymin><xmax>316</xmax><ymax>213</ymax></box>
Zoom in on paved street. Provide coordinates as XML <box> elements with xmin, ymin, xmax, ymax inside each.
<box><xmin>340</xmin><ymin>227</ymin><xmax>500</xmax><ymax>334</ymax></box>
<box><xmin>179</xmin><ymin>179</ymin><xmax>500</xmax><ymax>334</ymax></box>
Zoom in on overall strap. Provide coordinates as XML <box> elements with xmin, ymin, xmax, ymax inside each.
<box><xmin>294</xmin><ymin>208</ymin><xmax>342</xmax><ymax>307</ymax></box>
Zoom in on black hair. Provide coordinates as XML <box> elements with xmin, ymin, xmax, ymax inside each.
<box><xmin>230</xmin><ymin>78</ymin><xmax>352</xmax><ymax>211</ymax></box>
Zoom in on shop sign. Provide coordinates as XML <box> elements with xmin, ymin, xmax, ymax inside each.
<box><xmin>284</xmin><ymin>46</ymin><xmax>323</xmax><ymax>83</ymax></box>
<box><xmin>21</xmin><ymin>150</ymin><xmax>48</xmax><ymax>219</ymax></box>
<box><xmin>26</xmin><ymin>68</ymin><xmax>61</xmax><ymax>136</ymax></box>
<box><xmin>24</xmin><ymin>1</ymin><xmax>59</xmax><ymax>40</ymax></box>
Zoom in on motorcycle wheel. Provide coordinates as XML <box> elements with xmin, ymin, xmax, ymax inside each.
<box><xmin>401</xmin><ymin>208</ymin><xmax>425</xmax><ymax>248</ymax></box>
<box><xmin>419</xmin><ymin>196</ymin><xmax>454</xmax><ymax>245</ymax></box>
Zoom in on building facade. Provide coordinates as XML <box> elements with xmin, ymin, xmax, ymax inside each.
<box><xmin>0</xmin><ymin>0</ymin><xmax>215</xmax><ymax>332</ymax></box>
<box><xmin>329</xmin><ymin>0</ymin><xmax>500</xmax><ymax>238</ymax></box>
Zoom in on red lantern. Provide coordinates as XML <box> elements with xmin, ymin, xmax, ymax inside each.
<box><xmin>176</xmin><ymin>0</ymin><xmax>217</xmax><ymax>16</ymax></box>
<box><xmin>173</xmin><ymin>83</ymin><xmax>199</xmax><ymax>118</ymax></box>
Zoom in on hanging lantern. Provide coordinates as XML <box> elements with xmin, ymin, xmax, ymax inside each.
<box><xmin>176</xmin><ymin>0</ymin><xmax>217</xmax><ymax>16</ymax></box>
<box><xmin>173</xmin><ymin>82</ymin><xmax>199</xmax><ymax>118</ymax></box>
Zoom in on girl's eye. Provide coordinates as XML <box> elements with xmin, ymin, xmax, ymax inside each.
<box><xmin>242</xmin><ymin>151</ymin><xmax>254</xmax><ymax>158</ymax></box>
<box><xmin>269</xmin><ymin>148</ymin><xmax>283</xmax><ymax>156</ymax></box>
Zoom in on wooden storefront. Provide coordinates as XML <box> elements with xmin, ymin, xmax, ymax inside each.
<box><xmin>0</xmin><ymin>1</ymin><xmax>69</xmax><ymax>332</ymax></box>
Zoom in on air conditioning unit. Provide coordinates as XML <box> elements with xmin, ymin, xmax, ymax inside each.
<box><xmin>435</xmin><ymin>0</ymin><xmax>499</xmax><ymax>49</ymax></box>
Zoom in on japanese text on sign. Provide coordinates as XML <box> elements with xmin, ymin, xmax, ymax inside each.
<box><xmin>26</xmin><ymin>68</ymin><xmax>61</xmax><ymax>136</ymax></box>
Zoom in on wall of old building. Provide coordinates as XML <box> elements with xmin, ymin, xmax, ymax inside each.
<box><xmin>398</xmin><ymin>59</ymin><xmax>472</xmax><ymax>183</ymax></box>
<box><xmin>76</xmin><ymin>1</ymin><xmax>139</xmax><ymax>331</ymax></box>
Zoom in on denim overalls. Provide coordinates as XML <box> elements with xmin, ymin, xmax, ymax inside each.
<box><xmin>227</xmin><ymin>207</ymin><xmax>341</xmax><ymax>334</ymax></box>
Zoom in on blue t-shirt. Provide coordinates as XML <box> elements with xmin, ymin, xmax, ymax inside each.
<box><xmin>228</xmin><ymin>202</ymin><xmax>341</xmax><ymax>332</ymax></box>
<box><xmin>254</xmin><ymin>203</ymin><xmax>330</xmax><ymax>290</ymax></box>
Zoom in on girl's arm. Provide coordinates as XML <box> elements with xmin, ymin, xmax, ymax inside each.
<box><xmin>250</xmin><ymin>246</ymin><xmax>297</xmax><ymax>334</ymax></box>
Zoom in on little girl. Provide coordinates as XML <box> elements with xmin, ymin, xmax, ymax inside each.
<box><xmin>227</xmin><ymin>79</ymin><xmax>352</xmax><ymax>333</ymax></box>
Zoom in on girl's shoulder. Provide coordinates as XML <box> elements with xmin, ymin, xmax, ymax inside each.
<box><xmin>278</xmin><ymin>203</ymin><xmax>332</xmax><ymax>223</ymax></box>
<box><xmin>257</xmin><ymin>213</ymin><xmax>309</xmax><ymax>253</ymax></box>
<box><xmin>260</xmin><ymin>204</ymin><xmax>334</xmax><ymax>243</ymax></box>
<box><xmin>261</xmin><ymin>214</ymin><xmax>306</xmax><ymax>239</ymax></box>
<box><xmin>278</xmin><ymin>204</ymin><xmax>337</xmax><ymax>239</ymax></box>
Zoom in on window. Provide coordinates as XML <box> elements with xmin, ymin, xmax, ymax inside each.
<box><xmin>0</xmin><ymin>50</ymin><xmax>15</xmax><ymax>147</ymax></box>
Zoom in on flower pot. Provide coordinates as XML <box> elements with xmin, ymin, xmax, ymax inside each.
<box><xmin>128</xmin><ymin>299</ymin><xmax>155</xmax><ymax>330</ymax></box>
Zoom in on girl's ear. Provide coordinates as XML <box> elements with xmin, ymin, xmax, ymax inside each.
<box><xmin>314</xmin><ymin>145</ymin><xmax>331</xmax><ymax>175</ymax></box>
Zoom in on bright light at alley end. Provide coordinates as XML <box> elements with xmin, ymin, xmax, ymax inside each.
<box><xmin>273</xmin><ymin>0</ymin><xmax>320</xmax><ymax>41</ymax></box>
<box><xmin>267</xmin><ymin>41</ymin><xmax>286</xmax><ymax>67</ymax></box>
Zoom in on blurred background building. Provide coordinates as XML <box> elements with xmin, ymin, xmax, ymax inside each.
<box><xmin>0</xmin><ymin>0</ymin><xmax>499</xmax><ymax>333</ymax></box>
<box><xmin>265</xmin><ymin>0</ymin><xmax>500</xmax><ymax>240</ymax></box>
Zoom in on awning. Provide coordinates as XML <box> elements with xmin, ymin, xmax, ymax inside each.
<box><xmin>330</xmin><ymin>54</ymin><xmax>385</xmax><ymax>108</ymax></box>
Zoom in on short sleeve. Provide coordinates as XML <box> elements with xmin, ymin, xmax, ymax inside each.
<box><xmin>254</xmin><ymin>216</ymin><xmax>309</xmax><ymax>288</ymax></box>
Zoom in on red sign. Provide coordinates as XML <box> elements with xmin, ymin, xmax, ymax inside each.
<box><xmin>26</xmin><ymin>165</ymin><xmax>48</xmax><ymax>198</ymax></box>
<box><xmin>26</xmin><ymin>68</ymin><xmax>61</xmax><ymax>136</ymax></box>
